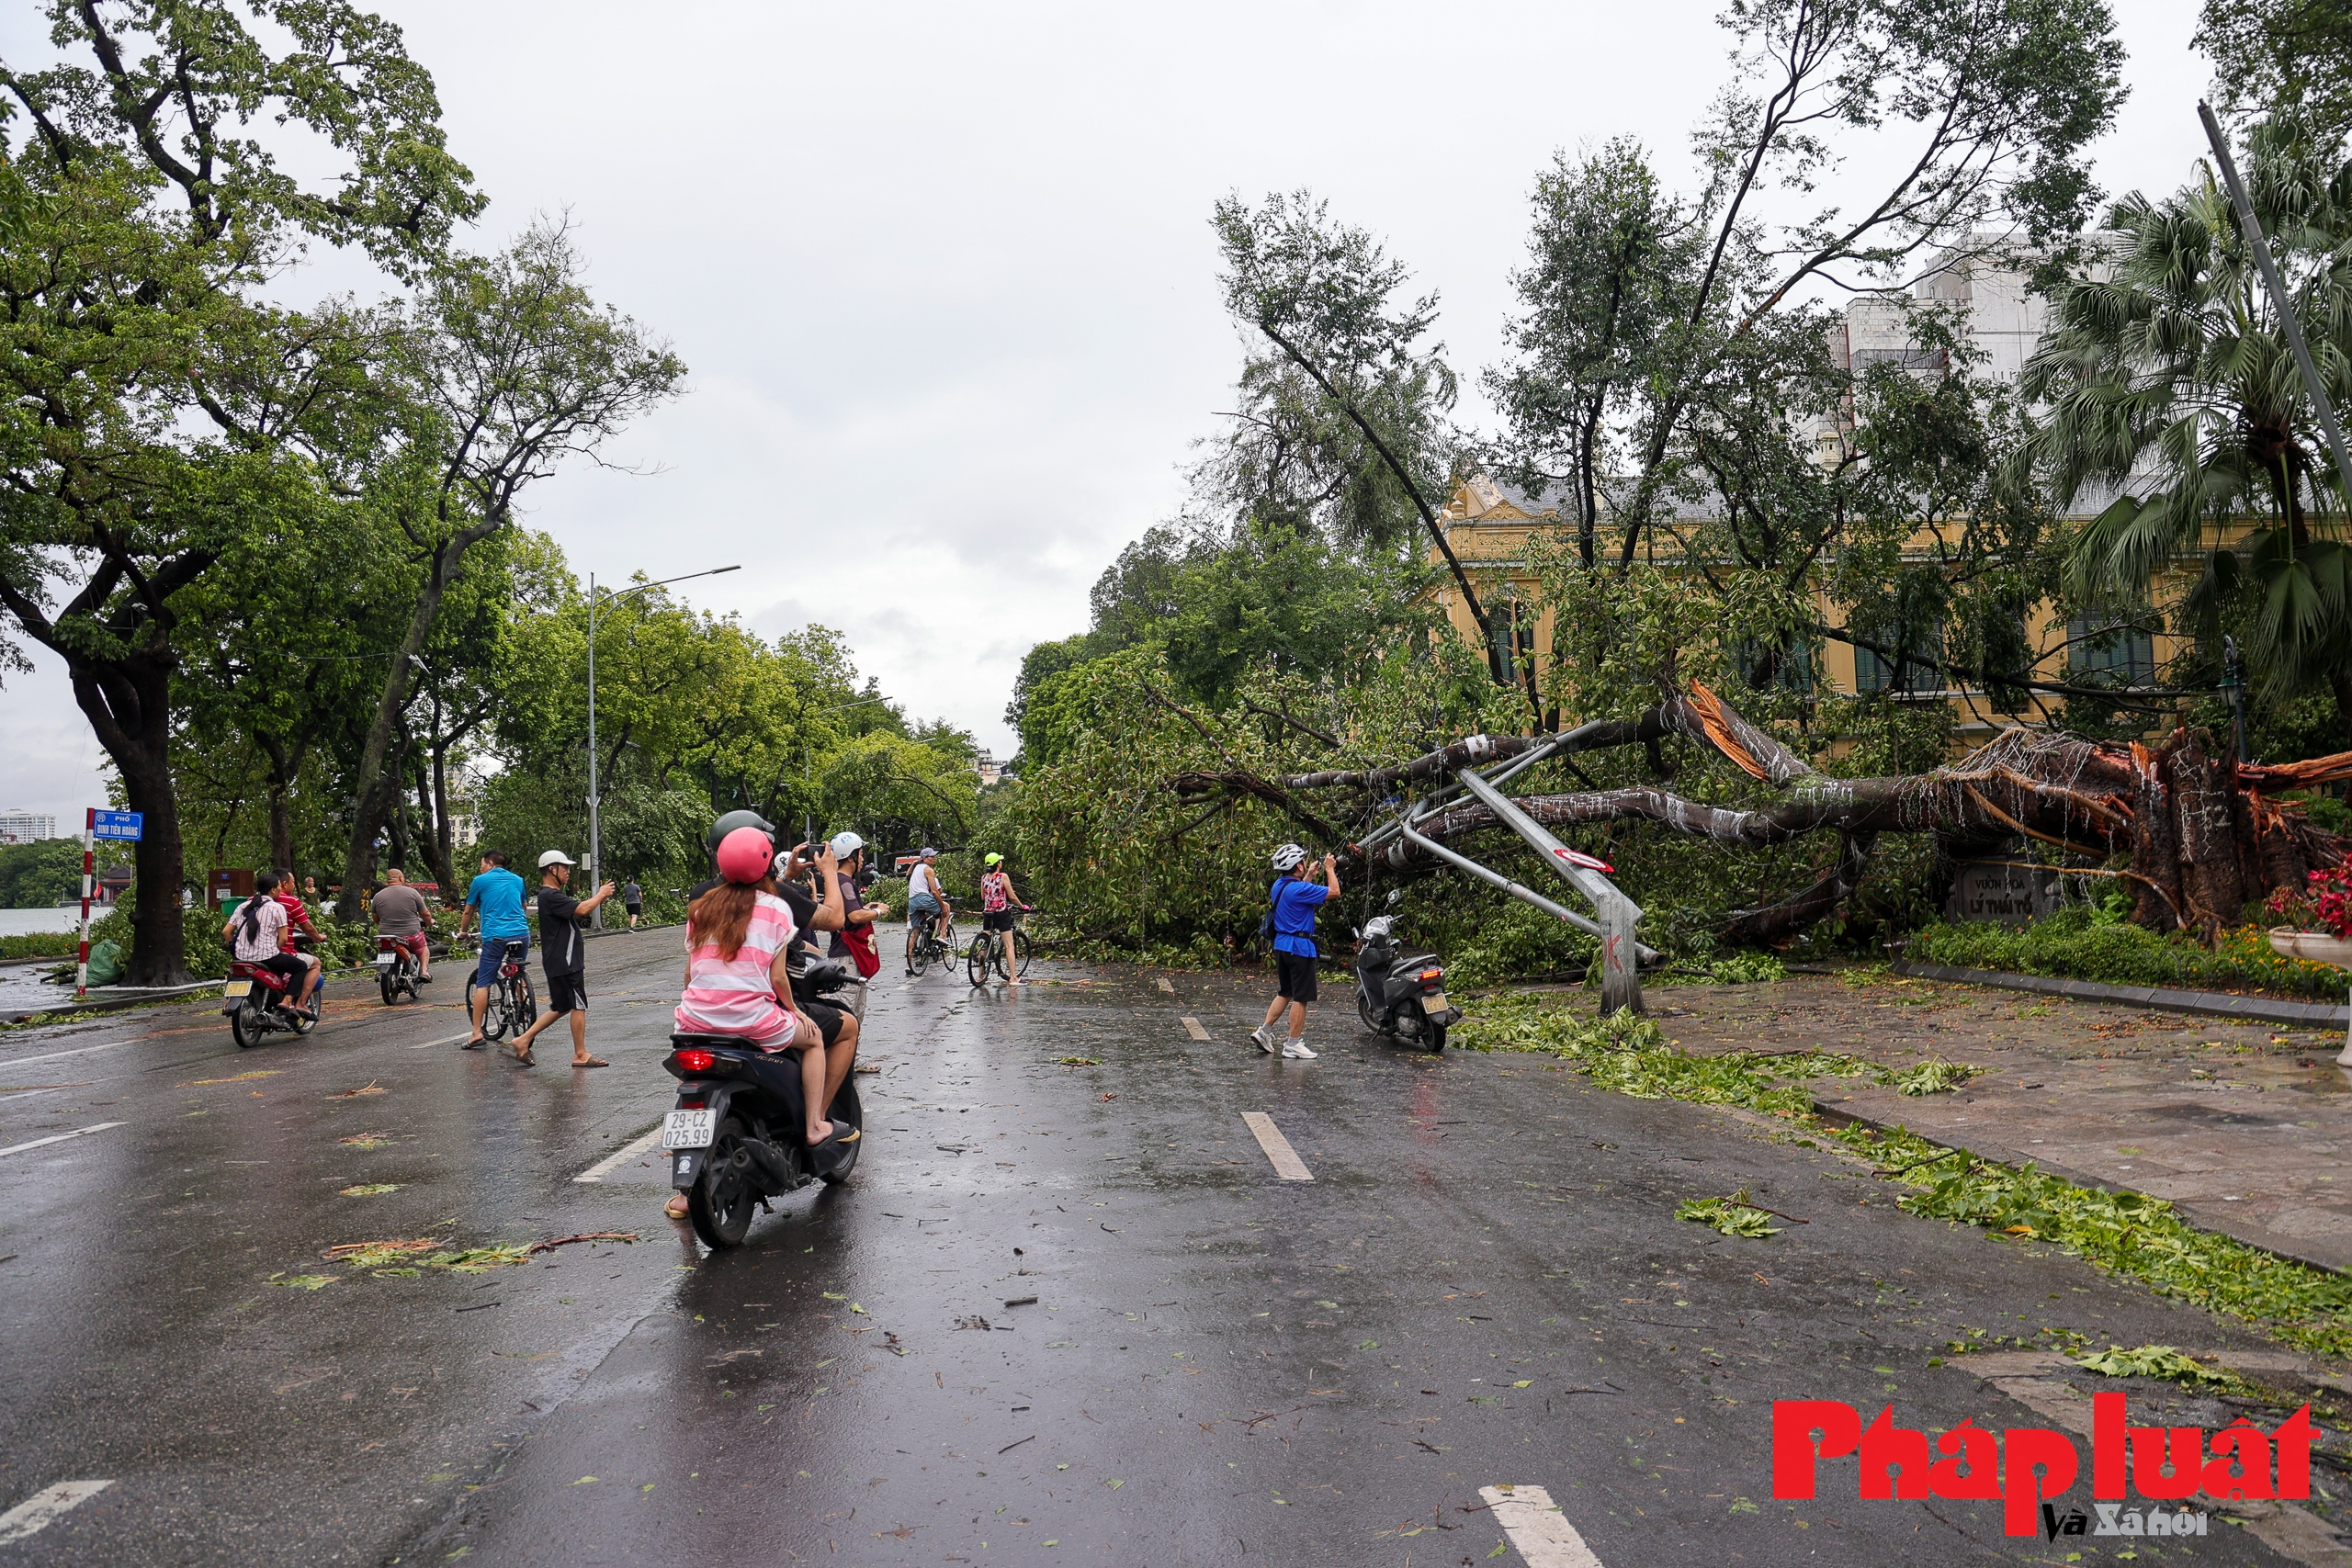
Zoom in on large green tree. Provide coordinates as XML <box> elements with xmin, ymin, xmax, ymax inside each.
<box><xmin>0</xmin><ymin>0</ymin><xmax>479</xmax><ymax>980</ymax></box>
<box><xmin>2024</xmin><ymin>114</ymin><xmax>2352</xmax><ymax>743</ymax></box>
<box><xmin>2199</xmin><ymin>0</ymin><xmax>2352</xmax><ymax>138</ymax></box>
<box><xmin>332</xmin><ymin>221</ymin><xmax>684</xmax><ymax>916</ymax></box>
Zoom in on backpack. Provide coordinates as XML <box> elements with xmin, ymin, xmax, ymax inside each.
<box><xmin>1258</xmin><ymin>879</ymin><xmax>1281</xmax><ymax>944</ymax></box>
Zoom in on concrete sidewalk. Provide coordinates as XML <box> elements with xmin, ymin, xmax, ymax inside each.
<box><xmin>1646</xmin><ymin>970</ymin><xmax>2352</xmax><ymax>1272</ymax></box>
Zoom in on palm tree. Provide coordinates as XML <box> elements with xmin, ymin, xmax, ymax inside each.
<box><xmin>2023</xmin><ymin>115</ymin><xmax>2352</xmax><ymax>743</ymax></box>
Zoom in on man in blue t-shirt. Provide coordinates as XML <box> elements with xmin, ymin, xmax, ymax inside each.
<box><xmin>1251</xmin><ymin>843</ymin><xmax>1340</xmax><ymax>1061</ymax></box>
<box><xmin>457</xmin><ymin>849</ymin><xmax>531</xmax><ymax>1049</ymax></box>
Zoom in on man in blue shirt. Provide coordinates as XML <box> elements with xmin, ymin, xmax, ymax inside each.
<box><xmin>1252</xmin><ymin>842</ymin><xmax>1340</xmax><ymax>1060</ymax></box>
<box><xmin>457</xmin><ymin>848</ymin><xmax>531</xmax><ymax>1049</ymax></box>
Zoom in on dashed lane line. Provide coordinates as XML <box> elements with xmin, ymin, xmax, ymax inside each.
<box><xmin>1479</xmin><ymin>1485</ymin><xmax>1605</xmax><ymax>1568</ymax></box>
<box><xmin>406</xmin><ymin>1032</ymin><xmax>481</xmax><ymax>1050</ymax></box>
<box><xmin>0</xmin><ymin>1480</ymin><xmax>113</xmax><ymax>1544</ymax></box>
<box><xmin>572</xmin><ymin>1123</ymin><xmax>667</xmax><ymax>1184</ymax></box>
<box><xmin>0</xmin><ymin>1039</ymin><xmax>143</xmax><ymax>1070</ymax></box>
<box><xmin>0</xmin><ymin>1122</ymin><xmax>125</xmax><ymax>1160</ymax></box>
<box><xmin>1240</xmin><ymin>1111</ymin><xmax>1313</xmax><ymax>1181</ymax></box>
<box><xmin>1180</xmin><ymin>1016</ymin><xmax>1211</xmax><ymax>1042</ymax></box>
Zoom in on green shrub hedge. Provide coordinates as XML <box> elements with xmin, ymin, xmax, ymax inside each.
<box><xmin>0</xmin><ymin>931</ymin><xmax>79</xmax><ymax>960</ymax></box>
<box><xmin>1907</xmin><ymin>907</ymin><xmax>2346</xmax><ymax>1001</ymax></box>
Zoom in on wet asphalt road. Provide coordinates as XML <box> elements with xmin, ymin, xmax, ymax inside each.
<box><xmin>0</xmin><ymin>930</ymin><xmax>2318</xmax><ymax>1566</ymax></box>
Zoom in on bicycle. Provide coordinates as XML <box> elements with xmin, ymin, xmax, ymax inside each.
<box><xmin>965</xmin><ymin>912</ymin><xmax>1035</xmax><ymax>986</ymax></box>
<box><xmin>906</xmin><ymin>911</ymin><xmax>957</xmax><ymax>977</ymax></box>
<box><xmin>477</xmin><ymin>938</ymin><xmax>537</xmax><ymax>1041</ymax></box>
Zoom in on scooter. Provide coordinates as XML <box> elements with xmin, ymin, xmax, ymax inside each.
<box><xmin>1352</xmin><ymin>891</ymin><xmax>1461</xmax><ymax>1053</ymax></box>
<box><xmin>221</xmin><ymin>960</ymin><xmax>318</xmax><ymax>1048</ymax></box>
<box><xmin>375</xmin><ymin>935</ymin><xmax>424</xmax><ymax>1005</ymax></box>
<box><xmin>661</xmin><ymin>957</ymin><xmax>866</xmax><ymax>1249</ymax></box>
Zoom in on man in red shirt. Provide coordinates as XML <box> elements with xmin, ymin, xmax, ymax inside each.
<box><xmin>273</xmin><ymin>870</ymin><xmax>326</xmax><ymax>1018</ymax></box>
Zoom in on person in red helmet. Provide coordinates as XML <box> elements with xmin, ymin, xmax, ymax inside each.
<box><xmin>673</xmin><ymin>826</ymin><xmax>855</xmax><ymax>1172</ymax></box>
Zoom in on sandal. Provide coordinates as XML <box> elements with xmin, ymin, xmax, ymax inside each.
<box><xmin>811</xmin><ymin>1120</ymin><xmax>861</xmax><ymax>1149</ymax></box>
<box><xmin>508</xmin><ymin>1043</ymin><xmax>536</xmax><ymax>1067</ymax></box>
<box><xmin>461</xmin><ymin>1037</ymin><xmax>486</xmax><ymax>1051</ymax></box>
<box><xmin>572</xmin><ymin>1056</ymin><xmax>610</xmax><ymax>1069</ymax></box>
<box><xmin>664</xmin><ymin>1193</ymin><xmax>689</xmax><ymax>1220</ymax></box>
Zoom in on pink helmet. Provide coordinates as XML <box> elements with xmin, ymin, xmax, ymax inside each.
<box><xmin>715</xmin><ymin>826</ymin><xmax>775</xmax><ymax>886</ymax></box>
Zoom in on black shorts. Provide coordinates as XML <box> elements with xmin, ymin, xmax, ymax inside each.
<box><xmin>983</xmin><ymin>909</ymin><xmax>1017</xmax><ymax>933</ymax></box>
<box><xmin>800</xmin><ymin>998</ymin><xmax>845</xmax><ymax>1047</ymax></box>
<box><xmin>544</xmin><ymin>971</ymin><xmax>587</xmax><ymax>1013</ymax></box>
<box><xmin>1274</xmin><ymin>951</ymin><xmax>1318</xmax><ymax>1003</ymax></box>
<box><xmin>624</xmin><ymin>902</ymin><xmax>642</xmax><ymax>917</ymax></box>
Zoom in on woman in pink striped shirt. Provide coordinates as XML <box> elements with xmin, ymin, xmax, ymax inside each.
<box><xmin>675</xmin><ymin>829</ymin><xmax>851</xmax><ymax>1154</ymax></box>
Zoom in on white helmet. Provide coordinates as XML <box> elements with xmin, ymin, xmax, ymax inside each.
<box><xmin>829</xmin><ymin>830</ymin><xmax>865</xmax><ymax>858</ymax></box>
<box><xmin>537</xmin><ymin>850</ymin><xmax>577</xmax><ymax>869</ymax></box>
<box><xmin>1271</xmin><ymin>842</ymin><xmax>1307</xmax><ymax>873</ymax></box>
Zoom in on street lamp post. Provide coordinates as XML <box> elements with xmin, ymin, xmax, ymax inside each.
<box><xmin>587</xmin><ymin>564</ymin><xmax>740</xmax><ymax>928</ymax></box>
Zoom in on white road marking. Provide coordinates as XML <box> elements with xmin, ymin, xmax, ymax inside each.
<box><xmin>0</xmin><ymin>1122</ymin><xmax>125</xmax><ymax>1160</ymax></box>
<box><xmin>1479</xmin><ymin>1484</ymin><xmax>1604</xmax><ymax>1568</ymax></box>
<box><xmin>0</xmin><ymin>1479</ymin><xmax>112</xmax><ymax>1543</ymax></box>
<box><xmin>1240</xmin><ymin>1111</ymin><xmax>1312</xmax><ymax>1181</ymax></box>
<box><xmin>0</xmin><ymin>1039</ymin><xmax>141</xmax><ymax>1070</ymax></box>
<box><xmin>1180</xmin><ymin>1016</ymin><xmax>1211</xmax><ymax>1041</ymax></box>
<box><xmin>572</xmin><ymin>1123</ymin><xmax>667</xmax><ymax>1184</ymax></box>
<box><xmin>407</xmin><ymin>1032</ymin><xmax>480</xmax><ymax>1050</ymax></box>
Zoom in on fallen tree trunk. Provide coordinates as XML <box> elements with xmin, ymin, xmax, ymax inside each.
<box><xmin>1170</xmin><ymin>680</ymin><xmax>2347</xmax><ymax>943</ymax></box>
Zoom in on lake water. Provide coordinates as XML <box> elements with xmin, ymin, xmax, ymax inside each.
<box><xmin>0</xmin><ymin>907</ymin><xmax>80</xmax><ymax>936</ymax></box>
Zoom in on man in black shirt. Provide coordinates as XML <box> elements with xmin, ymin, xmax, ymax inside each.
<box><xmin>508</xmin><ymin>850</ymin><xmax>616</xmax><ymax>1067</ymax></box>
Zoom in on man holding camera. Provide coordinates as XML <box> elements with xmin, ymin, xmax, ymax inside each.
<box><xmin>1251</xmin><ymin>843</ymin><xmax>1339</xmax><ymax>1060</ymax></box>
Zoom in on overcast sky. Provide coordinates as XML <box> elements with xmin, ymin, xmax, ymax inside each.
<box><xmin>0</xmin><ymin>0</ymin><xmax>2214</xmax><ymax>827</ymax></box>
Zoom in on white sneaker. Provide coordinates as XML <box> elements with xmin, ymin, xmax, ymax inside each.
<box><xmin>1250</xmin><ymin>1025</ymin><xmax>1278</xmax><ymax>1054</ymax></box>
<box><xmin>1282</xmin><ymin>1039</ymin><xmax>1317</xmax><ymax>1060</ymax></box>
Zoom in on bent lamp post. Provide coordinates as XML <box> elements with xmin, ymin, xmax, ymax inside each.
<box><xmin>1370</xmin><ymin>734</ymin><xmax>1654</xmax><ymax>1015</ymax></box>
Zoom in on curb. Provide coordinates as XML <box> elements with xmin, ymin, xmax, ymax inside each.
<box><xmin>1891</xmin><ymin>960</ymin><xmax>2350</xmax><ymax>1031</ymax></box>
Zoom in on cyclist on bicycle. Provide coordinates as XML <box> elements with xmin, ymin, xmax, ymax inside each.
<box><xmin>905</xmin><ymin>847</ymin><xmax>951</xmax><ymax>974</ymax></box>
<box><xmin>979</xmin><ymin>852</ymin><xmax>1027</xmax><ymax>985</ymax></box>
<box><xmin>457</xmin><ymin>849</ymin><xmax>530</xmax><ymax>1050</ymax></box>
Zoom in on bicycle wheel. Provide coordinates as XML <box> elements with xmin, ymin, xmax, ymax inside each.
<box><xmin>482</xmin><ymin>980</ymin><xmax>512</xmax><ymax>1042</ymax></box>
<box><xmin>965</xmin><ymin>935</ymin><xmax>990</xmax><ymax>987</ymax></box>
<box><xmin>512</xmin><ymin>973</ymin><xmax>537</xmax><ymax>1033</ymax></box>
<box><xmin>909</xmin><ymin>928</ymin><xmax>933</xmax><ymax>978</ymax></box>
<box><xmin>1013</xmin><ymin>929</ymin><xmax>1033</xmax><ymax>977</ymax></box>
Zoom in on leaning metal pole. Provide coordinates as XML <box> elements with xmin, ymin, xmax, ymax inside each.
<box><xmin>2200</xmin><ymin>101</ymin><xmax>2352</xmax><ymax>508</ymax></box>
<box><xmin>1449</xmin><ymin>766</ymin><xmax>1649</xmax><ymax>1014</ymax></box>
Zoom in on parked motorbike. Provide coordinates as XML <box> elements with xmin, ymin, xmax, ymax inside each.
<box><xmin>221</xmin><ymin>961</ymin><xmax>317</xmax><ymax>1048</ymax></box>
<box><xmin>375</xmin><ymin>936</ymin><xmax>423</xmax><ymax>1005</ymax></box>
<box><xmin>1351</xmin><ymin>891</ymin><xmax>1461</xmax><ymax>1053</ymax></box>
<box><xmin>662</xmin><ymin>956</ymin><xmax>866</xmax><ymax>1249</ymax></box>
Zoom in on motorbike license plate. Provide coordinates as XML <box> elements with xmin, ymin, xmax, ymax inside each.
<box><xmin>222</xmin><ymin>979</ymin><xmax>251</xmax><ymax>998</ymax></box>
<box><xmin>662</xmin><ymin>1109</ymin><xmax>716</xmax><ymax>1150</ymax></box>
<box><xmin>374</xmin><ymin>953</ymin><xmax>396</xmax><ymax>966</ymax></box>
<box><xmin>1423</xmin><ymin>989</ymin><xmax>1450</xmax><ymax>1012</ymax></box>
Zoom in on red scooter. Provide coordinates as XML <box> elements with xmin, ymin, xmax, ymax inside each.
<box><xmin>221</xmin><ymin>958</ymin><xmax>319</xmax><ymax>1048</ymax></box>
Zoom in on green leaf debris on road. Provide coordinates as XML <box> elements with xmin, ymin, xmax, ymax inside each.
<box><xmin>1677</xmin><ymin>1191</ymin><xmax>1781</xmax><ymax>1237</ymax></box>
<box><xmin>1456</xmin><ymin>993</ymin><xmax>2352</xmax><ymax>1359</ymax></box>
